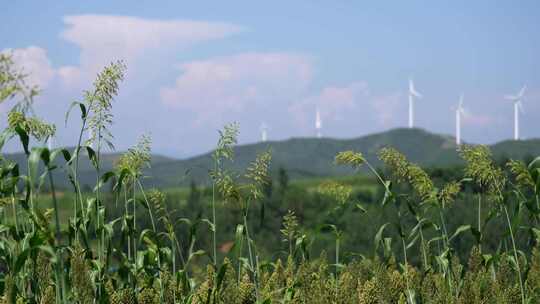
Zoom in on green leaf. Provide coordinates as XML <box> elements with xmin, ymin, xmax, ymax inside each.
<box><xmin>28</xmin><ymin>147</ymin><xmax>43</xmax><ymax>184</ymax></box>
<box><xmin>86</xmin><ymin>146</ymin><xmax>97</xmax><ymax>169</ymax></box>
<box><xmin>381</xmin><ymin>181</ymin><xmax>394</xmax><ymax>206</ymax></box>
<box><xmin>406</xmin><ymin>234</ymin><xmax>420</xmax><ymax>250</ymax></box>
<box><xmin>50</xmin><ymin>148</ymin><xmax>71</xmax><ymax>165</ymax></box>
<box><xmin>375</xmin><ymin>223</ymin><xmax>390</xmax><ymax>252</ymax></box>
<box><xmin>355</xmin><ymin>203</ymin><xmax>367</xmax><ymax>213</ymax></box>
<box><xmin>188</xmin><ymin>249</ymin><xmax>206</xmax><ymax>263</ymax></box>
<box><xmin>15</xmin><ymin>126</ymin><xmax>29</xmax><ymax>155</ymax></box>
<box><xmin>201</xmin><ymin>219</ymin><xmax>215</xmax><ymax>232</ymax></box>
<box><xmin>449</xmin><ymin>225</ymin><xmax>471</xmax><ymax>241</ymax></box>
<box><xmin>94</xmin><ymin>171</ymin><xmax>116</xmax><ymax>192</ymax></box>
<box><xmin>0</xmin><ymin>129</ymin><xmax>13</xmax><ymax>152</ymax></box>
<box><xmin>14</xmin><ymin>248</ymin><xmax>30</xmax><ymax>273</ymax></box>
<box><xmin>140</xmin><ymin>229</ymin><xmax>157</xmax><ymax>248</ymax></box>
<box><xmin>229</xmin><ymin>224</ymin><xmax>245</xmax><ymax>259</ymax></box>
<box><xmin>65</xmin><ymin>101</ymin><xmax>87</xmax><ymax>125</ymax></box>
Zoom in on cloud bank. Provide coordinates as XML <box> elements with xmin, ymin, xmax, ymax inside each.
<box><xmin>160</xmin><ymin>52</ymin><xmax>313</xmax><ymax>124</ymax></box>
<box><xmin>59</xmin><ymin>15</ymin><xmax>244</xmax><ymax>87</ymax></box>
<box><xmin>5</xmin><ymin>46</ymin><xmax>56</xmax><ymax>89</ymax></box>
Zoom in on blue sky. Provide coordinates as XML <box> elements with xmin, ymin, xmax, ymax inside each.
<box><xmin>1</xmin><ymin>1</ymin><xmax>539</xmax><ymax>157</ymax></box>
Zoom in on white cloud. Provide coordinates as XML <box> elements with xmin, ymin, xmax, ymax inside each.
<box><xmin>160</xmin><ymin>52</ymin><xmax>313</xmax><ymax>124</ymax></box>
<box><xmin>370</xmin><ymin>92</ymin><xmax>404</xmax><ymax>127</ymax></box>
<box><xmin>59</xmin><ymin>15</ymin><xmax>244</xmax><ymax>86</ymax></box>
<box><xmin>288</xmin><ymin>82</ymin><xmax>405</xmax><ymax>130</ymax></box>
<box><xmin>289</xmin><ymin>82</ymin><xmax>369</xmax><ymax>126</ymax></box>
<box><xmin>3</xmin><ymin>46</ymin><xmax>56</xmax><ymax>89</ymax></box>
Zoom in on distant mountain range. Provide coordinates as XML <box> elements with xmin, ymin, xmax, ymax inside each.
<box><xmin>3</xmin><ymin>128</ymin><xmax>540</xmax><ymax>189</ymax></box>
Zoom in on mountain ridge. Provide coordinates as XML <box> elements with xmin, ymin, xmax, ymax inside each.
<box><xmin>3</xmin><ymin>128</ymin><xmax>540</xmax><ymax>188</ymax></box>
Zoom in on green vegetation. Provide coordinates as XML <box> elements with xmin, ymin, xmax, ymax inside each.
<box><xmin>1</xmin><ymin>56</ymin><xmax>540</xmax><ymax>303</ymax></box>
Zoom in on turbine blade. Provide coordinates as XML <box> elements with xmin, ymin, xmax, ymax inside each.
<box><xmin>518</xmin><ymin>101</ymin><xmax>525</xmax><ymax>114</ymax></box>
<box><xmin>518</xmin><ymin>85</ymin><xmax>527</xmax><ymax>98</ymax></box>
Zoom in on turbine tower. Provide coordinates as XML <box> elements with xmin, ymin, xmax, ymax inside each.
<box><xmin>260</xmin><ymin>122</ymin><xmax>268</xmax><ymax>142</ymax></box>
<box><xmin>408</xmin><ymin>78</ymin><xmax>423</xmax><ymax>128</ymax></box>
<box><xmin>315</xmin><ymin>107</ymin><xmax>322</xmax><ymax>138</ymax></box>
<box><xmin>454</xmin><ymin>94</ymin><xmax>465</xmax><ymax>145</ymax></box>
<box><xmin>504</xmin><ymin>85</ymin><xmax>526</xmax><ymax>140</ymax></box>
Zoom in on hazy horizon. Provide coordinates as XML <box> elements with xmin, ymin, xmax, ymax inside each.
<box><xmin>2</xmin><ymin>1</ymin><xmax>539</xmax><ymax>157</ymax></box>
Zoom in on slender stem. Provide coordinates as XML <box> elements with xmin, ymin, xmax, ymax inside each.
<box><xmin>26</xmin><ymin>157</ymin><xmax>35</xmax><ymax>233</ymax></box>
<box><xmin>503</xmin><ymin>205</ymin><xmax>525</xmax><ymax>304</ymax></box>
<box><xmin>397</xmin><ymin>209</ymin><xmax>410</xmax><ymax>293</ymax></box>
<box><xmin>237</xmin><ymin>229</ymin><xmax>244</xmax><ymax>284</ymax></box>
<box><xmin>243</xmin><ymin>213</ymin><xmax>255</xmax><ymax>272</ymax></box>
<box><xmin>335</xmin><ymin>236</ymin><xmax>340</xmax><ymax>275</ymax></box>
<box><xmin>73</xmin><ymin>115</ymin><xmax>89</xmax><ymax>230</ymax></box>
<box><xmin>243</xmin><ymin>211</ymin><xmax>259</xmax><ymax>300</ymax></box>
<box><xmin>124</xmin><ymin>185</ymin><xmax>131</xmax><ymax>264</ymax></box>
<box><xmin>132</xmin><ymin>179</ymin><xmax>137</xmax><ymax>262</ymax></box>
<box><xmin>176</xmin><ymin>237</ymin><xmax>185</xmax><ymax>268</ymax></box>
<box><xmin>135</xmin><ymin>180</ymin><xmax>163</xmax><ymax>302</ymax></box>
<box><xmin>48</xmin><ymin>169</ymin><xmax>65</xmax><ymax>303</ymax></box>
<box><xmin>478</xmin><ymin>194</ymin><xmax>482</xmax><ymax>251</ymax></box>
<box><xmin>419</xmin><ymin>228</ymin><xmax>428</xmax><ymax>270</ymax></box>
<box><xmin>212</xmin><ymin>162</ymin><xmax>218</xmax><ymax>266</ymax></box>
<box><xmin>289</xmin><ymin>237</ymin><xmax>292</xmax><ymax>257</ymax></box>
<box><xmin>401</xmin><ymin>231</ymin><xmax>409</xmax><ymax>284</ymax></box>
<box><xmin>11</xmin><ymin>194</ymin><xmax>19</xmax><ymax>234</ymax></box>
<box><xmin>73</xmin><ymin>138</ymin><xmax>84</xmax><ymax>215</ymax></box>
<box><xmin>54</xmin><ymin>271</ymin><xmax>61</xmax><ymax>304</ymax></box>
<box><xmin>439</xmin><ymin>209</ymin><xmax>449</xmax><ymax>249</ymax></box>
<box><xmin>535</xmin><ymin>192</ymin><xmax>540</xmax><ymax>222</ymax></box>
<box><xmin>366</xmin><ymin>162</ymin><xmax>386</xmax><ymax>188</ymax></box>
<box><xmin>95</xmin><ymin>125</ymin><xmax>103</xmax><ymax>299</ymax></box>
<box><xmin>172</xmin><ymin>237</ymin><xmax>176</xmax><ymax>273</ymax></box>
<box><xmin>136</xmin><ymin>180</ymin><xmax>157</xmax><ymax>231</ymax></box>
<box><xmin>438</xmin><ymin>208</ymin><xmax>455</xmax><ymax>293</ymax></box>
<box><xmin>487</xmin><ymin>173</ymin><xmax>525</xmax><ymax>303</ymax></box>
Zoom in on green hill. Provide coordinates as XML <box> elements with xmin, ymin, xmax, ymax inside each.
<box><xmin>142</xmin><ymin>128</ymin><xmax>540</xmax><ymax>187</ymax></box>
<box><xmin>3</xmin><ymin>128</ymin><xmax>540</xmax><ymax>189</ymax></box>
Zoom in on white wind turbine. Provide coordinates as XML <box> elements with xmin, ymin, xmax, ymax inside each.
<box><xmin>260</xmin><ymin>122</ymin><xmax>268</xmax><ymax>142</ymax></box>
<box><xmin>454</xmin><ymin>94</ymin><xmax>465</xmax><ymax>145</ymax></box>
<box><xmin>504</xmin><ymin>85</ymin><xmax>526</xmax><ymax>140</ymax></box>
<box><xmin>408</xmin><ymin>78</ymin><xmax>423</xmax><ymax>128</ymax></box>
<box><xmin>315</xmin><ymin>106</ymin><xmax>322</xmax><ymax>138</ymax></box>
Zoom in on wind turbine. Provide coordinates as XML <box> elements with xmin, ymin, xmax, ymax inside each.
<box><xmin>408</xmin><ymin>78</ymin><xmax>423</xmax><ymax>128</ymax></box>
<box><xmin>504</xmin><ymin>85</ymin><xmax>526</xmax><ymax>140</ymax></box>
<box><xmin>315</xmin><ymin>106</ymin><xmax>322</xmax><ymax>138</ymax></box>
<box><xmin>260</xmin><ymin>122</ymin><xmax>268</xmax><ymax>142</ymax></box>
<box><xmin>454</xmin><ymin>94</ymin><xmax>465</xmax><ymax>145</ymax></box>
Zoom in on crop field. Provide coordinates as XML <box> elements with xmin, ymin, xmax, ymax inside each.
<box><xmin>2</xmin><ymin>57</ymin><xmax>540</xmax><ymax>304</ymax></box>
